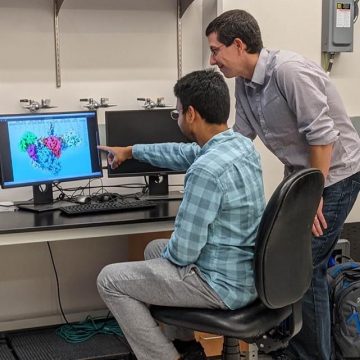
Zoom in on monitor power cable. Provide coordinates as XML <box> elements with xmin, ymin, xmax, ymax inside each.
<box><xmin>46</xmin><ymin>241</ymin><xmax>70</xmax><ymax>325</ymax></box>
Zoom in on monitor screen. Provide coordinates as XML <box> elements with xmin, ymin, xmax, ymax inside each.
<box><xmin>0</xmin><ymin>111</ymin><xmax>102</xmax><ymax>189</ymax></box>
<box><xmin>105</xmin><ymin>109</ymin><xmax>188</xmax><ymax>177</ymax></box>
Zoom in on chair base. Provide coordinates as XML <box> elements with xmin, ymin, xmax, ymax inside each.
<box><xmin>222</xmin><ymin>337</ymin><xmax>241</xmax><ymax>360</ymax></box>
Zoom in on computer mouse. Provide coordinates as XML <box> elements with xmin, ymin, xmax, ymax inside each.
<box><xmin>98</xmin><ymin>193</ymin><xmax>118</xmax><ymax>202</ymax></box>
<box><xmin>75</xmin><ymin>195</ymin><xmax>92</xmax><ymax>204</ymax></box>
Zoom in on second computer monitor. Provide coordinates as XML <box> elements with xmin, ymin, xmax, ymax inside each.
<box><xmin>105</xmin><ymin>108</ymin><xmax>188</xmax><ymax>196</ymax></box>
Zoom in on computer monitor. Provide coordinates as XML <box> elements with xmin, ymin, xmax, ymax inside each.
<box><xmin>105</xmin><ymin>109</ymin><xmax>188</xmax><ymax>197</ymax></box>
<box><xmin>0</xmin><ymin>111</ymin><xmax>102</xmax><ymax>211</ymax></box>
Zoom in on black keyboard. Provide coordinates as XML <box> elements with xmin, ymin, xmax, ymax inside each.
<box><xmin>59</xmin><ymin>199</ymin><xmax>157</xmax><ymax>216</ymax></box>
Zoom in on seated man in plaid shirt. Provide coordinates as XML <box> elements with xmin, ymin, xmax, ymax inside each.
<box><xmin>97</xmin><ymin>69</ymin><xmax>265</xmax><ymax>360</ymax></box>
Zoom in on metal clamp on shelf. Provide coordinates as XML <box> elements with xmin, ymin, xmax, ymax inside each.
<box><xmin>20</xmin><ymin>99</ymin><xmax>57</xmax><ymax>112</ymax></box>
<box><xmin>80</xmin><ymin>98</ymin><xmax>117</xmax><ymax>110</ymax></box>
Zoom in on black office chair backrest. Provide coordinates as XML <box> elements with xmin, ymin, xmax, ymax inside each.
<box><xmin>255</xmin><ymin>169</ymin><xmax>324</xmax><ymax>309</ymax></box>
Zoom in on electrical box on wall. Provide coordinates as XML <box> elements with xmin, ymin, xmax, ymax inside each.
<box><xmin>322</xmin><ymin>0</ymin><xmax>355</xmax><ymax>52</ymax></box>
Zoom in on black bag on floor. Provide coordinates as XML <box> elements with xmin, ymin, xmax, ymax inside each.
<box><xmin>328</xmin><ymin>261</ymin><xmax>360</xmax><ymax>359</ymax></box>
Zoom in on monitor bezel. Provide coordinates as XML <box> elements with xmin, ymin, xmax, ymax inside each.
<box><xmin>0</xmin><ymin>110</ymin><xmax>103</xmax><ymax>189</ymax></box>
<box><xmin>105</xmin><ymin>108</ymin><xmax>187</xmax><ymax>178</ymax></box>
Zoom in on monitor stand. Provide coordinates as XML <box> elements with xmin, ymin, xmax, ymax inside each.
<box><xmin>141</xmin><ymin>175</ymin><xmax>183</xmax><ymax>201</ymax></box>
<box><xmin>15</xmin><ymin>184</ymin><xmax>71</xmax><ymax>212</ymax></box>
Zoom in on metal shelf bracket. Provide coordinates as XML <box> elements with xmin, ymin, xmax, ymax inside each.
<box><xmin>177</xmin><ymin>0</ymin><xmax>196</xmax><ymax>79</ymax></box>
<box><xmin>180</xmin><ymin>0</ymin><xmax>195</xmax><ymax>17</ymax></box>
<box><xmin>54</xmin><ymin>0</ymin><xmax>64</xmax><ymax>87</ymax></box>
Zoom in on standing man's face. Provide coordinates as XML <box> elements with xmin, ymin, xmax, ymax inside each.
<box><xmin>207</xmin><ymin>32</ymin><xmax>244</xmax><ymax>78</ymax></box>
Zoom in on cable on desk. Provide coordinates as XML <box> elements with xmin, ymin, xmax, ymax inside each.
<box><xmin>53</xmin><ymin>181</ymin><xmax>149</xmax><ymax>203</ymax></box>
<box><xmin>0</xmin><ymin>204</ymin><xmax>15</xmax><ymax>208</ymax></box>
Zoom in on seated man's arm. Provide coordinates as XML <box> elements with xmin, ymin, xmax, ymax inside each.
<box><xmin>162</xmin><ymin>168</ymin><xmax>222</xmax><ymax>265</ymax></box>
<box><xmin>98</xmin><ymin>143</ymin><xmax>200</xmax><ymax>171</ymax></box>
<box><xmin>133</xmin><ymin>142</ymin><xmax>200</xmax><ymax>171</ymax></box>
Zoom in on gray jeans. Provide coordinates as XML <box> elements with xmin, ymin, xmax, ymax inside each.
<box><xmin>97</xmin><ymin>239</ymin><xmax>226</xmax><ymax>360</ymax></box>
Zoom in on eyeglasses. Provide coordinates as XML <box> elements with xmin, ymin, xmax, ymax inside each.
<box><xmin>210</xmin><ymin>44</ymin><xmax>226</xmax><ymax>57</ymax></box>
<box><xmin>170</xmin><ymin>110</ymin><xmax>179</xmax><ymax>121</ymax></box>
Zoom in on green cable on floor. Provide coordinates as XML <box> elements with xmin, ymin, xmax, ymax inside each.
<box><xmin>56</xmin><ymin>316</ymin><xmax>124</xmax><ymax>343</ymax></box>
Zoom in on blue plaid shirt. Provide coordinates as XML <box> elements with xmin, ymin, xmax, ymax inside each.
<box><xmin>133</xmin><ymin>129</ymin><xmax>265</xmax><ymax>309</ymax></box>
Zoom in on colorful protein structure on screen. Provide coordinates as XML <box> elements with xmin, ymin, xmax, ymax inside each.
<box><xmin>19</xmin><ymin>123</ymin><xmax>81</xmax><ymax>175</ymax></box>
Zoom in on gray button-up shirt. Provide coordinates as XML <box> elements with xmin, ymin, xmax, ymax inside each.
<box><xmin>234</xmin><ymin>48</ymin><xmax>360</xmax><ymax>186</ymax></box>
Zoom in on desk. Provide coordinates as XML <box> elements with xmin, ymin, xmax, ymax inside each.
<box><xmin>0</xmin><ymin>200</ymin><xmax>180</xmax><ymax>246</ymax></box>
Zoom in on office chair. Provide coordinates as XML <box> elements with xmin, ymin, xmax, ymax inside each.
<box><xmin>151</xmin><ymin>169</ymin><xmax>324</xmax><ymax>359</ymax></box>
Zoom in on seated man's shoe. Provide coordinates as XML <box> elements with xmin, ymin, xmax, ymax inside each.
<box><xmin>268</xmin><ymin>349</ymin><xmax>294</xmax><ymax>360</ymax></box>
<box><xmin>173</xmin><ymin>339</ymin><xmax>207</xmax><ymax>360</ymax></box>
<box><xmin>271</xmin><ymin>355</ymin><xmax>291</xmax><ymax>360</ymax></box>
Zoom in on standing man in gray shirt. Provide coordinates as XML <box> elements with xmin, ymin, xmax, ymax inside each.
<box><xmin>206</xmin><ymin>9</ymin><xmax>360</xmax><ymax>360</ymax></box>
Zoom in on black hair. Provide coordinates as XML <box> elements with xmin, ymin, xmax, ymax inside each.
<box><xmin>174</xmin><ymin>69</ymin><xmax>230</xmax><ymax>125</ymax></box>
<box><xmin>205</xmin><ymin>9</ymin><xmax>263</xmax><ymax>54</ymax></box>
